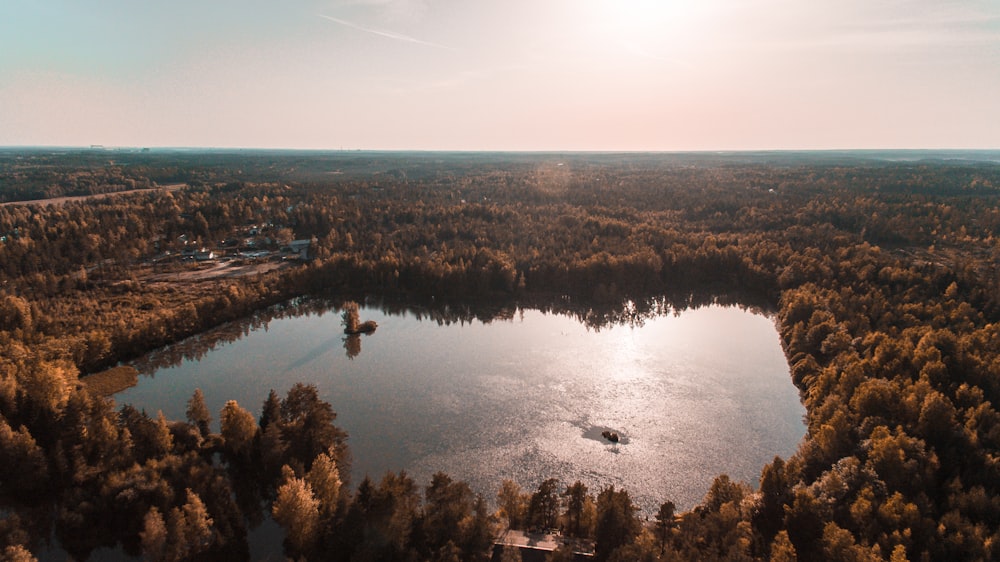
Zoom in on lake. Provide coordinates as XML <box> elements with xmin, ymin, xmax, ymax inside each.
<box><xmin>116</xmin><ymin>301</ymin><xmax>806</xmax><ymax>513</ymax></box>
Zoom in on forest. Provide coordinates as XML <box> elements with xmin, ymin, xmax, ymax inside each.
<box><xmin>2</xmin><ymin>148</ymin><xmax>1000</xmax><ymax>561</ymax></box>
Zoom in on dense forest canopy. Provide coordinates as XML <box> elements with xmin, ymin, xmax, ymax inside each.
<box><xmin>2</xmin><ymin>149</ymin><xmax>1000</xmax><ymax>561</ymax></box>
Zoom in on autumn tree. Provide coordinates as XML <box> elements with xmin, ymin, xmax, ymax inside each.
<box><xmin>784</xmin><ymin>488</ymin><xmax>827</xmax><ymax>562</ymax></box>
<box><xmin>338</xmin><ymin>471</ymin><xmax>421</xmax><ymax>560</ymax></box>
<box><xmin>220</xmin><ymin>399</ymin><xmax>258</xmax><ymax>460</ymax></box>
<box><xmin>272</xmin><ymin>467</ymin><xmax>320</xmax><ymax>556</ymax></box>
<box><xmin>140</xmin><ymin>507</ymin><xmax>168</xmax><ymax>562</ymax></box>
<box><xmin>594</xmin><ymin>486</ymin><xmax>640</xmax><ymax>562</ymax></box>
<box><xmin>421</xmin><ymin>472</ymin><xmax>476</xmax><ymax>555</ymax></box>
<box><xmin>186</xmin><ymin>388</ymin><xmax>211</xmax><ymax>438</ymax></box>
<box><xmin>496</xmin><ymin>480</ymin><xmax>529</xmax><ymax>530</ymax></box>
<box><xmin>770</xmin><ymin>530</ymin><xmax>798</xmax><ymax>562</ymax></box>
<box><xmin>0</xmin><ymin>417</ymin><xmax>49</xmax><ymax>499</ymax></box>
<box><xmin>528</xmin><ymin>478</ymin><xmax>560</xmax><ymax>531</ymax></box>
<box><xmin>306</xmin><ymin>448</ymin><xmax>342</xmax><ymax>518</ymax></box>
<box><xmin>756</xmin><ymin>456</ymin><xmax>791</xmax><ymax>543</ymax></box>
<box><xmin>341</xmin><ymin>302</ymin><xmax>360</xmax><ymax>334</ymax></box>
<box><xmin>562</xmin><ymin>481</ymin><xmax>590</xmax><ymax>538</ymax></box>
<box><xmin>165</xmin><ymin>489</ymin><xmax>216</xmax><ymax>561</ymax></box>
<box><xmin>0</xmin><ymin>544</ymin><xmax>34</xmax><ymax>562</ymax></box>
<box><xmin>277</xmin><ymin>383</ymin><xmax>348</xmax><ymax>474</ymax></box>
<box><xmin>653</xmin><ymin>500</ymin><xmax>676</xmax><ymax>554</ymax></box>
<box><xmin>0</xmin><ymin>295</ymin><xmax>32</xmax><ymax>333</ymax></box>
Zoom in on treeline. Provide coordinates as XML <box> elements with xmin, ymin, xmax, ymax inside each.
<box><xmin>0</xmin><ymin>151</ymin><xmax>157</xmax><ymax>202</ymax></box>
<box><xmin>0</xmin><ymin>362</ymin><xmax>352</xmax><ymax>560</ymax></box>
<box><xmin>3</xmin><ymin>151</ymin><xmax>1000</xmax><ymax>560</ymax></box>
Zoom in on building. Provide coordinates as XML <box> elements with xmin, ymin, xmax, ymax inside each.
<box><xmin>287</xmin><ymin>239</ymin><xmax>313</xmax><ymax>260</ymax></box>
<box><xmin>491</xmin><ymin>530</ymin><xmax>594</xmax><ymax>562</ymax></box>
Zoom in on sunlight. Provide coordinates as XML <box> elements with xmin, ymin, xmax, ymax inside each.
<box><xmin>607</xmin><ymin>323</ymin><xmax>645</xmax><ymax>382</ymax></box>
<box><xmin>575</xmin><ymin>0</ymin><xmax>705</xmax><ymax>61</ymax></box>
<box><xmin>599</xmin><ymin>0</ymin><xmax>692</xmax><ymax>32</ymax></box>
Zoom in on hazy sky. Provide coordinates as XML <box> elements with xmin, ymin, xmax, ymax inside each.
<box><xmin>2</xmin><ymin>0</ymin><xmax>999</xmax><ymax>150</ymax></box>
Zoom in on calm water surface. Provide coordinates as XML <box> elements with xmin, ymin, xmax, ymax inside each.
<box><xmin>117</xmin><ymin>304</ymin><xmax>805</xmax><ymax>512</ymax></box>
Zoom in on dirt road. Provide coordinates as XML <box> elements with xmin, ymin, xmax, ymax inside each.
<box><xmin>0</xmin><ymin>183</ymin><xmax>187</xmax><ymax>207</ymax></box>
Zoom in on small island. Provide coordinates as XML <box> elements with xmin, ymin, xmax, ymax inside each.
<box><xmin>342</xmin><ymin>301</ymin><xmax>378</xmax><ymax>334</ymax></box>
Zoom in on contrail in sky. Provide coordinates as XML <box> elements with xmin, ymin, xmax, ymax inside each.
<box><xmin>318</xmin><ymin>14</ymin><xmax>454</xmax><ymax>50</ymax></box>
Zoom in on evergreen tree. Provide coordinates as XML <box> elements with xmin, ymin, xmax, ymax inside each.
<box><xmin>594</xmin><ymin>486</ymin><xmax>639</xmax><ymax>562</ymax></box>
<box><xmin>528</xmin><ymin>478</ymin><xmax>560</xmax><ymax>531</ymax></box>
<box><xmin>220</xmin><ymin>399</ymin><xmax>257</xmax><ymax>459</ymax></box>
<box><xmin>185</xmin><ymin>388</ymin><xmax>211</xmax><ymax>438</ymax></box>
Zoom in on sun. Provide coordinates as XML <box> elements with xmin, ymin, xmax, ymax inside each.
<box><xmin>578</xmin><ymin>0</ymin><xmax>702</xmax><ymax>57</ymax></box>
<box><xmin>600</xmin><ymin>0</ymin><xmax>690</xmax><ymax>32</ymax></box>
<box><xmin>601</xmin><ymin>0</ymin><xmax>683</xmax><ymax>31</ymax></box>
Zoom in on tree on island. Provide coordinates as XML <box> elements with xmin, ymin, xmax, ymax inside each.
<box><xmin>341</xmin><ymin>301</ymin><xmax>377</xmax><ymax>335</ymax></box>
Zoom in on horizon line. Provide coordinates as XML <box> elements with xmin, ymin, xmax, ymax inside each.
<box><xmin>3</xmin><ymin>145</ymin><xmax>1000</xmax><ymax>154</ymax></box>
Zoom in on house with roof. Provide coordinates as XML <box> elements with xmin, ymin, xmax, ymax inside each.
<box><xmin>286</xmin><ymin>239</ymin><xmax>313</xmax><ymax>260</ymax></box>
<box><xmin>491</xmin><ymin>530</ymin><xmax>593</xmax><ymax>562</ymax></box>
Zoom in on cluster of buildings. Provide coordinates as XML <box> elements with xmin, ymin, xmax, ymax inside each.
<box><xmin>160</xmin><ymin>227</ymin><xmax>315</xmax><ymax>264</ymax></box>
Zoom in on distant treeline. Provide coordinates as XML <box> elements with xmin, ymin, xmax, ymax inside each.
<box><xmin>2</xmin><ymin>151</ymin><xmax>1000</xmax><ymax>560</ymax></box>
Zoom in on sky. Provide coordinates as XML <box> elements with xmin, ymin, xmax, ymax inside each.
<box><xmin>1</xmin><ymin>0</ymin><xmax>999</xmax><ymax>151</ymax></box>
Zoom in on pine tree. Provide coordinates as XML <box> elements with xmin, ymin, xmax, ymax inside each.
<box><xmin>140</xmin><ymin>507</ymin><xmax>167</xmax><ymax>562</ymax></box>
<box><xmin>220</xmin><ymin>399</ymin><xmax>258</xmax><ymax>458</ymax></box>
<box><xmin>185</xmin><ymin>388</ymin><xmax>211</xmax><ymax>437</ymax></box>
<box><xmin>272</xmin><ymin>469</ymin><xmax>320</xmax><ymax>556</ymax></box>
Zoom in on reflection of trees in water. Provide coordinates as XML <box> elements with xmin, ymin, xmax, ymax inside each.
<box><xmin>374</xmin><ymin>288</ymin><xmax>772</xmax><ymax>331</ymax></box>
<box><xmin>343</xmin><ymin>334</ymin><xmax>361</xmax><ymax>359</ymax></box>
<box><xmin>132</xmin><ymin>297</ymin><xmax>334</xmax><ymax>374</ymax></box>
<box><xmin>129</xmin><ymin>288</ymin><xmax>773</xmax><ymax>374</ymax></box>
<box><xmin>548</xmin><ymin>289</ymin><xmax>773</xmax><ymax>331</ymax></box>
